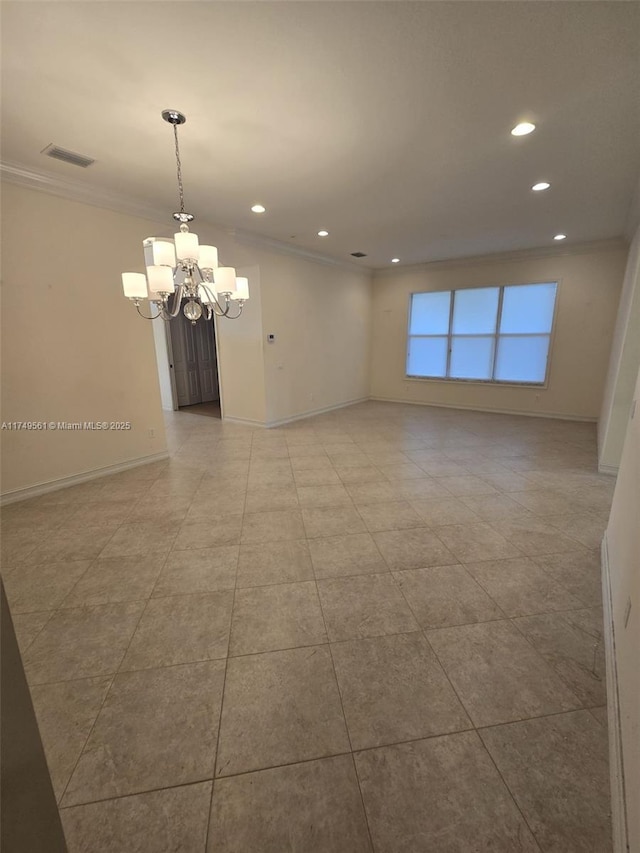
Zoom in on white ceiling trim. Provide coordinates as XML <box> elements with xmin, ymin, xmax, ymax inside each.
<box><xmin>227</xmin><ymin>228</ymin><xmax>367</xmax><ymax>273</ymax></box>
<box><xmin>0</xmin><ymin>160</ymin><xmax>166</xmax><ymax>225</ymax></box>
<box><xmin>0</xmin><ymin>160</ymin><xmax>363</xmax><ymax>274</ymax></box>
<box><xmin>373</xmin><ymin>237</ymin><xmax>629</xmax><ymax>279</ymax></box>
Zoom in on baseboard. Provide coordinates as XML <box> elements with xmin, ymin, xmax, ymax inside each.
<box><xmin>369</xmin><ymin>395</ymin><xmax>598</xmax><ymax>423</ymax></box>
<box><xmin>598</xmin><ymin>463</ymin><xmax>620</xmax><ymax>476</ymax></box>
<box><xmin>265</xmin><ymin>397</ymin><xmax>370</xmax><ymax>428</ymax></box>
<box><xmin>601</xmin><ymin>534</ymin><xmax>630</xmax><ymax>853</ymax></box>
<box><xmin>0</xmin><ymin>451</ymin><xmax>170</xmax><ymax>506</ymax></box>
<box><xmin>220</xmin><ymin>415</ymin><xmax>267</xmax><ymax>428</ymax></box>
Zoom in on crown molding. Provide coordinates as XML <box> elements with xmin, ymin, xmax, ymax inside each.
<box><xmin>373</xmin><ymin>237</ymin><xmax>629</xmax><ymax>278</ymax></box>
<box><xmin>226</xmin><ymin>228</ymin><xmax>368</xmax><ymax>274</ymax></box>
<box><xmin>0</xmin><ymin>160</ymin><xmax>168</xmax><ymax>225</ymax></box>
<box><xmin>1</xmin><ymin>159</ymin><xmax>369</xmax><ymax>274</ymax></box>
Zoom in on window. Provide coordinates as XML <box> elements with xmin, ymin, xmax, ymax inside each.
<box><xmin>407</xmin><ymin>282</ymin><xmax>557</xmax><ymax>384</ymax></box>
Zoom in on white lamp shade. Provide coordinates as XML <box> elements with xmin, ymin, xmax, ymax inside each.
<box><xmin>174</xmin><ymin>230</ymin><xmax>199</xmax><ymax>261</ymax></box>
<box><xmin>151</xmin><ymin>240</ymin><xmax>176</xmax><ymax>267</ymax></box>
<box><xmin>146</xmin><ymin>265</ymin><xmax>175</xmax><ymax>293</ymax></box>
<box><xmin>199</xmin><ymin>245</ymin><xmax>219</xmax><ymax>270</ymax></box>
<box><xmin>232</xmin><ymin>276</ymin><xmax>250</xmax><ymax>301</ymax></box>
<box><xmin>122</xmin><ymin>272</ymin><xmax>148</xmax><ymax>299</ymax></box>
<box><xmin>214</xmin><ymin>267</ymin><xmax>236</xmax><ymax>294</ymax></box>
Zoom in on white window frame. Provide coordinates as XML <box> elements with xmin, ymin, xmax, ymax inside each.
<box><xmin>406</xmin><ymin>281</ymin><xmax>559</xmax><ymax>387</ymax></box>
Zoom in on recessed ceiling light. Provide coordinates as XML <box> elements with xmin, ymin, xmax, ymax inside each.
<box><xmin>317</xmin><ymin>230</ymin><xmax>329</xmax><ymax>237</ymax></box>
<box><xmin>251</xmin><ymin>204</ymin><xmax>266</xmax><ymax>213</ymax></box>
<box><xmin>531</xmin><ymin>182</ymin><xmax>551</xmax><ymax>192</ymax></box>
<box><xmin>391</xmin><ymin>258</ymin><xmax>400</xmax><ymax>263</ymax></box>
<box><xmin>511</xmin><ymin>122</ymin><xmax>536</xmax><ymax>137</ymax></box>
<box><xmin>553</xmin><ymin>234</ymin><xmax>567</xmax><ymax>241</ymax></box>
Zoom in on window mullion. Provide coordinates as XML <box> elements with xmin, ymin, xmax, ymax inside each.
<box><xmin>492</xmin><ymin>285</ymin><xmax>505</xmax><ymax>381</ymax></box>
<box><xmin>446</xmin><ymin>291</ymin><xmax>455</xmax><ymax>378</ymax></box>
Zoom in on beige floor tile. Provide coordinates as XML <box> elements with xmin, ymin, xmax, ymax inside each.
<box><xmin>121</xmin><ymin>591</ymin><xmax>233</xmax><ymax>670</ymax></box>
<box><xmin>395</xmin><ymin>478</ymin><xmax>453</xmax><ymax>501</ymax></box>
<box><xmin>394</xmin><ymin>565</ymin><xmax>503</xmax><ymax>628</ymax></box>
<box><xmin>216</xmin><ymin>647</ymin><xmax>350</xmax><ymax>776</ymax></box>
<box><xmin>531</xmin><ymin>550</ymin><xmax>603</xmax><ymax>606</ymax></box>
<box><xmin>480</xmin><ymin>711</ymin><xmax>612</xmax><ymax>852</ymax></box>
<box><xmin>61</xmin><ymin>782</ymin><xmax>213</xmax><ymax>853</ymax></box>
<box><xmin>241</xmin><ymin>509</ymin><xmax>305</xmax><ymax>543</ymax></box>
<box><xmin>465</xmin><ymin>557</ymin><xmax>583</xmax><ymax>617</ymax></box>
<box><xmin>373</xmin><ymin>527</ymin><xmax>457</xmax><ymax>570</ymax></box>
<box><xmin>62</xmin><ymin>661</ymin><xmax>225</xmax><ymax>805</ymax></box>
<box><xmin>334</xmin><ymin>465</ymin><xmax>385</xmax><ymax>484</ymax></box>
<box><xmin>302</xmin><ymin>505</ymin><xmax>366</xmax><ymax>539</ymax></box>
<box><xmin>459</xmin><ymin>493</ymin><xmax>532</xmax><ymax>520</ymax></box>
<box><xmin>65</xmin><ymin>499</ymin><xmax>138</xmax><ymax>527</ymax></box>
<box><xmin>174</xmin><ymin>516</ymin><xmax>243</xmax><ymax>550</ymax></box>
<box><xmin>3</xmin><ymin>560</ymin><xmax>91</xmax><ymax>613</ymax></box>
<box><xmin>414</xmin><ymin>459</ymin><xmax>470</xmax><ymax>477</ymax></box>
<box><xmin>185</xmin><ymin>492</ymin><xmax>246</xmax><ymax>520</ymax></box>
<box><xmin>432</xmin><ymin>522</ymin><xmax>521</xmax><ymax>563</ymax></box>
<box><xmin>98</xmin><ymin>522</ymin><xmax>179</xmax><ymax>559</ymax></box>
<box><xmin>248</xmin><ymin>470</ymin><xmax>295</xmax><ymax>487</ymax></box>
<box><xmin>296</xmin><ymin>484</ymin><xmax>352</xmax><ymax>508</ymax></box>
<box><xmin>293</xmin><ymin>467</ymin><xmax>341</xmax><ymax>486</ymax></box>
<box><xmin>24</xmin><ymin>602</ymin><xmax>145</xmax><ymax>684</ymax></box>
<box><xmin>11</xmin><ymin>610</ymin><xmax>53</xmax><ymax>652</ymax></box>
<box><xmin>244</xmin><ymin>484</ymin><xmax>299</xmax><ymax>513</ymax></box>
<box><xmin>331</xmin><ymin>632</ymin><xmax>471</xmax><ymax>749</ymax></box>
<box><xmin>508</xmin><ymin>489</ymin><xmax>581</xmax><ymax>516</ymax></box>
<box><xmin>490</xmin><ymin>517</ymin><xmax>584</xmax><ymax>556</ymax></box>
<box><xmin>309</xmin><ymin>533</ymin><xmax>387</xmax><ymax>579</ymax></box>
<box><xmin>126</xmin><ymin>494</ymin><xmax>193</xmax><ymax>524</ymax></box>
<box><xmin>426</xmin><ymin>620</ymin><xmax>582</xmax><ymax>727</ymax></box>
<box><xmin>512</xmin><ymin>607</ymin><xmax>606</xmax><ymax>706</ymax></box>
<box><xmin>438</xmin><ymin>475</ymin><xmax>500</xmax><ymax>496</ymax></box>
<box><xmin>229</xmin><ymin>581</ymin><xmax>326</xmax><ymax>655</ymax></box>
<box><xmin>61</xmin><ymin>555</ymin><xmax>164</xmax><ymax>608</ymax></box>
<box><xmin>378</xmin><ymin>462</ymin><xmax>426</xmax><ymax>480</ymax></box>
<box><xmin>208</xmin><ymin>756</ymin><xmax>372</xmax><ymax>853</ymax></box>
<box><xmin>237</xmin><ymin>539</ymin><xmax>313</xmax><ymax>587</ymax></box>
<box><xmin>355</xmin><ymin>732</ymin><xmax>540</xmax><ymax>853</ymax></box>
<box><xmin>589</xmin><ymin>705</ymin><xmax>608</xmax><ymax>727</ymax></box>
<box><xmin>317</xmin><ymin>573</ymin><xmax>419</xmax><ymax>641</ymax></box>
<box><xmin>345</xmin><ymin>481</ymin><xmax>404</xmax><ymax>504</ymax></box>
<box><xmin>356</xmin><ymin>500</ymin><xmax>424</xmax><ymax>533</ymax></box>
<box><xmin>31</xmin><ymin>677</ymin><xmax>111</xmax><ymax>800</ymax></box>
<box><xmin>410</xmin><ymin>497</ymin><xmax>480</xmax><ymax>526</ymax></box>
<box><xmin>541</xmin><ymin>512</ymin><xmax>608</xmax><ymax>549</ymax></box>
<box><xmin>23</xmin><ymin>526</ymin><xmax>119</xmax><ymax>565</ymax></box>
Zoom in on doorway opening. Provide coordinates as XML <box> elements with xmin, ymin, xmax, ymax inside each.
<box><xmin>166</xmin><ymin>302</ymin><xmax>221</xmax><ymax>418</ymax></box>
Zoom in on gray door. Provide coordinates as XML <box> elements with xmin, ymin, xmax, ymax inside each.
<box><xmin>170</xmin><ymin>309</ymin><xmax>219</xmax><ymax>406</ymax></box>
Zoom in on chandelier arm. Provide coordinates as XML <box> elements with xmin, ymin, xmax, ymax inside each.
<box><xmin>225</xmin><ymin>302</ymin><xmax>244</xmax><ymax>320</ymax></box>
<box><xmin>199</xmin><ymin>283</ymin><xmax>227</xmax><ymax>317</ymax></box>
<box><xmin>165</xmin><ymin>284</ymin><xmax>186</xmax><ymax>318</ymax></box>
<box><xmin>135</xmin><ymin>301</ymin><xmax>163</xmax><ymax>321</ymax></box>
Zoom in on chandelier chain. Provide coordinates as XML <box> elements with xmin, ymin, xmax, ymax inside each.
<box><xmin>173</xmin><ymin>123</ymin><xmax>185</xmax><ymax>214</ymax></box>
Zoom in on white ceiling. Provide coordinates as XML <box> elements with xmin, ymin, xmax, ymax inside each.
<box><xmin>2</xmin><ymin>1</ymin><xmax>639</xmax><ymax>269</ymax></box>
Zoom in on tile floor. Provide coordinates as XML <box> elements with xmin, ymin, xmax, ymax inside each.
<box><xmin>1</xmin><ymin>401</ymin><xmax>614</xmax><ymax>852</ymax></box>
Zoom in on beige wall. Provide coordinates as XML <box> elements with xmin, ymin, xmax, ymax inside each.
<box><xmin>258</xmin><ymin>252</ymin><xmax>371</xmax><ymax>425</ymax></box>
<box><xmin>216</xmin><ymin>264</ymin><xmax>267</xmax><ymax>425</ymax></box>
<box><xmin>605</xmin><ymin>365</ymin><xmax>640</xmax><ymax>853</ymax></box>
<box><xmin>370</xmin><ymin>245</ymin><xmax>627</xmax><ymax>420</ymax></box>
<box><xmin>1</xmin><ymin>183</ymin><xmax>169</xmax><ymax>497</ymax></box>
<box><xmin>599</xmin><ymin>224</ymin><xmax>640</xmax><ymax>471</ymax></box>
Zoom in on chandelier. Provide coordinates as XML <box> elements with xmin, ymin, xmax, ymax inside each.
<box><xmin>121</xmin><ymin>110</ymin><xmax>249</xmax><ymax>323</ymax></box>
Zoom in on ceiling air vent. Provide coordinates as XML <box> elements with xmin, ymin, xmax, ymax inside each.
<box><xmin>351</xmin><ymin>252</ymin><xmax>367</xmax><ymax>258</ymax></box>
<box><xmin>41</xmin><ymin>144</ymin><xmax>95</xmax><ymax>168</ymax></box>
